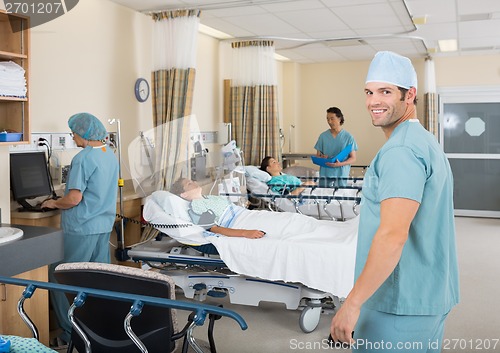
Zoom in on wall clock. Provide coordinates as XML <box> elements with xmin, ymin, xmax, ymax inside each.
<box><xmin>134</xmin><ymin>78</ymin><xmax>150</xmax><ymax>102</ymax></box>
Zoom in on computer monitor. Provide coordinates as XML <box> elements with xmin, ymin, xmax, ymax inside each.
<box><xmin>10</xmin><ymin>151</ymin><xmax>54</xmax><ymax>210</ymax></box>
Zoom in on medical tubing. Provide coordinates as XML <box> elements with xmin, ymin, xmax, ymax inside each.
<box><xmin>115</xmin><ymin>213</ymin><xmax>193</xmax><ymax>229</ymax></box>
<box><xmin>115</xmin><ymin>214</ymin><xmax>215</xmax><ymax>232</ymax></box>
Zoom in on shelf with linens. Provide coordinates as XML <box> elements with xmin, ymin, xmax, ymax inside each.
<box><xmin>0</xmin><ymin>9</ymin><xmax>30</xmax><ymax>145</ymax></box>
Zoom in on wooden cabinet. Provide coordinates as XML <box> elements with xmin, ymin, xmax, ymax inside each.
<box><xmin>11</xmin><ymin>210</ymin><xmax>61</xmax><ymax>228</ymax></box>
<box><xmin>0</xmin><ymin>9</ymin><xmax>30</xmax><ymax>145</ymax></box>
<box><xmin>0</xmin><ymin>212</ymin><xmax>60</xmax><ymax>347</ymax></box>
<box><xmin>0</xmin><ymin>266</ymin><xmax>49</xmax><ymax>346</ymax></box>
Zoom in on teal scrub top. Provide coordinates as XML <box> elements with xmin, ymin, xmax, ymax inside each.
<box><xmin>267</xmin><ymin>174</ymin><xmax>302</xmax><ymax>194</ymax></box>
<box><xmin>61</xmin><ymin>145</ymin><xmax>119</xmax><ymax>236</ymax></box>
<box><xmin>314</xmin><ymin>129</ymin><xmax>358</xmax><ymax>178</ymax></box>
<box><xmin>356</xmin><ymin>120</ymin><xmax>459</xmax><ymax>315</ymax></box>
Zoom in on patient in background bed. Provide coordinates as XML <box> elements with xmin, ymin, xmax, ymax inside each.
<box><xmin>260</xmin><ymin>156</ymin><xmax>316</xmax><ymax>195</ymax></box>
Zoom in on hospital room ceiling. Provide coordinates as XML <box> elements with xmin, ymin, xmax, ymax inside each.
<box><xmin>109</xmin><ymin>0</ymin><xmax>500</xmax><ymax>63</ymax></box>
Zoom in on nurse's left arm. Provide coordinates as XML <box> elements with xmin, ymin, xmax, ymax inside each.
<box><xmin>330</xmin><ymin>197</ymin><xmax>419</xmax><ymax>343</ymax></box>
<box><xmin>42</xmin><ymin>189</ymin><xmax>82</xmax><ymax>210</ymax></box>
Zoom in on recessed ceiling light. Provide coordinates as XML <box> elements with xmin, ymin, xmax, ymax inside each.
<box><xmin>459</xmin><ymin>13</ymin><xmax>492</xmax><ymax>22</ymax></box>
<box><xmin>438</xmin><ymin>39</ymin><xmax>458</xmax><ymax>52</ymax></box>
<box><xmin>274</xmin><ymin>53</ymin><xmax>290</xmax><ymax>62</ymax></box>
<box><xmin>198</xmin><ymin>24</ymin><xmax>232</xmax><ymax>40</ymax></box>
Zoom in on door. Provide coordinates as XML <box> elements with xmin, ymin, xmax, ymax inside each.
<box><xmin>439</xmin><ymin>88</ymin><xmax>500</xmax><ymax>218</ymax></box>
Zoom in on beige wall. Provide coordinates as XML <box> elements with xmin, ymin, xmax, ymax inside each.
<box><xmin>435</xmin><ymin>55</ymin><xmax>500</xmax><ymax>87</ymax></box>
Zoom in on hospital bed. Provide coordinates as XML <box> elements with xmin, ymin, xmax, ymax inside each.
<box><xmin>0</xmin><ymin>264</ymin><xmax>247</xmax><ymax>353</ymax></box>
<box><xmin>244</xmin><ymin>166</ymin><xmax>362</xmax><ymax>220</ymax></box>
<box><xmin>127</xmin><ymin>191</ymin><xmax>359</xmax><ymax>333</ymax></box>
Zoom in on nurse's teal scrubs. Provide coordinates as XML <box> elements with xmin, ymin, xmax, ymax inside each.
<box><xmin>354</xmin><ymin>120</ymin><xmax>459</xmax><ymax>352</ymax></box>
<box><xmin>50</xmin><ymin>144</ymin><xmax>119</xmax><ymax>341</ymax></box>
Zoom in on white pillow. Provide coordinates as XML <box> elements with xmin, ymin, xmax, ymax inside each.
<box><xmin>246</xmin><ymin>177</ymin><xmax>272</xmax><ymax>194</ymax></box>
<box><xmin>144</xmin><ymin>192</ymin><xmax>207</xmax><ymax>245</ymax></box>
<box><xmin>244</xmin><ymin>165</ymin><xmax>271</xmax><ymax>182</ymax></box>
<box><xmin>151</xmin><ymin>190</ymin><xmax>191</xmax><ymax>221</ymax></box>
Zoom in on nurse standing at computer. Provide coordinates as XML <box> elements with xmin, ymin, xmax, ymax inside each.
<box><xmin>41</xmin><ymin>112</ymin><xmax>119</xmax><ymax>347</ymax></box>
<box><xmin>314</xmin><ymin>107</ymin><xmax>358</xmax><ymax>186</ymax></box>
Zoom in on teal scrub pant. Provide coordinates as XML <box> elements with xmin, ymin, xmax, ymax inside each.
<box><xmin>49</xmin><ymin>232</ymin><xmax>111</xmax><ymax>343</ymax></box>
<box><xmin>353</xmin><ymin>307</ymin><xmax>449</xmax><ymax>353</ymax></box>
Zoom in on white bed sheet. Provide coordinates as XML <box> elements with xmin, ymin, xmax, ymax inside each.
<box><xmin>209</xmin><ymin>209</ymin><xmax>358</xmax><ymax>298</ymax></box>
<box><xmin>143</xmin><ymin>194</ymin><xmax>359</xmax><ymax>298</ymax></box>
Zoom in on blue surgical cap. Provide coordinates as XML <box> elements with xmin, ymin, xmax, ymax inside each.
<box><xmin>68</xmin><ymin>112</ymin><xmax>107</xmax><ymax>141</ymax></box>
<box><xmin>365</xmin><ymin>51</ymin><xmax>417</xmax><ymax>90</ymax></box>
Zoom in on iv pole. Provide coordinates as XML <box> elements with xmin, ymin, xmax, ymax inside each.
<box><xmin>108</xmin><ymin>118</ymin><xmax>126</xmax><ymax>259</ymax></box>
<box><xmin>289</xmin><ymin>124</ymin><xmax>295</xmax><ymax>153</ymax></box>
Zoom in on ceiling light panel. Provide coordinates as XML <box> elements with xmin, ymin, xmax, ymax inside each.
<box><xmin>438</xmin><ymin>39</ymin><xmax>458</xmax><ymax>52</ymax></box>
<box><xmin>202</xmin><ymin>17</ymin><xmax>254</xmax><ymax>37</ymax></box>
<box><xmin>459</xmin><ymin>13</ymin><xmax>492</xmax><ymax>22</ymax></box>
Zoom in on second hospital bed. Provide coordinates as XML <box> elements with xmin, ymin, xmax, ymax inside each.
<box><xmin>243</xmin><ymin>165</ymin><xmax>362</xmax><ymax>220</ymax></box>
<box><xmin>127</xmin><ymin>191</ymin><xmax>359</xmax><ymax>333</ymax></box>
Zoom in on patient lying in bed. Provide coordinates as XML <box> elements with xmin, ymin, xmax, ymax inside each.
<box><xmin>259</xmin><ymin>156</ymin><xmax>316</xmax><ymax>195</ymax></box>
<box><xmin>143</xmin><ymin>178</ymin><xmax>359</xmax><ymax>298</ymax></box>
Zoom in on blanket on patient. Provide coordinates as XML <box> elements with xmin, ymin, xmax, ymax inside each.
<box><xmin>143</xmin><ymin>191</ymin><xmax>358</xmax><ymax>298</ymax></box>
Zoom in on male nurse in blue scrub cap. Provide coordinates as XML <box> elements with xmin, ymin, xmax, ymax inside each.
<box><xmin>42</xmin><ymin>112</ymin><xmax>119</xmax><ymax>346</ymax></box>
<box><xmin>330</xmin><ymin>52</ymin><xmax>459</xmax><ymax>352</ymax></box>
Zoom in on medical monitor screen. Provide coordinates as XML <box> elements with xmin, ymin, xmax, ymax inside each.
<box><xmin>10</xmin><ymin>152</ymin><xmax>53</xmax><ymax>208</ymax></box>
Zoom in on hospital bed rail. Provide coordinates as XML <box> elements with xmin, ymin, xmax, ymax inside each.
<box><xmin>266</xmin><ymin>183</ymin><xmax>363</xmax><ymax>192</ymax></box>
<box><xmin>297</xmin><ymin>176</ymin><xmax>364</xmax><ymax>186</ymax></box>
<box><xmin>222</xmin><ymin>191</ymin><xmax>362</xmax><ymax>221</ymax></box>
<box><xmin>0</xmin><ymin>275</ymin><xmax>247</xmax><ymax>353</ymax></box>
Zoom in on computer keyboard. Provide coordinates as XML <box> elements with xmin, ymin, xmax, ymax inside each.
<box><xmin>32</xmin><ymin>205</ymin><xmax>57</xmax><ymax>212</ymax></box>
<box><xmin>17</xmin><ymin>202</ymin><xmax>58</xmax><ymax>213</ymax></box>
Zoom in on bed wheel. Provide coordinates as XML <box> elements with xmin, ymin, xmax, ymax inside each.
<box><xmin>299</xmin><ymin>306</ymin><xmax>322</xmax><ymax>333</ymax></box>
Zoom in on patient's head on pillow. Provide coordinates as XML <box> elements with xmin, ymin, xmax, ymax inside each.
<box><xmin>259</xmin><ymin>156</ymin><xmax>282</xmax><ymax>176</ymax></box>
<box><xmin>170</xmin><ymin>178</ymin><xmax>187</xmax><ymax>196</ymax></box>
<box><xmin>170</xmin><ymin>178</ymin><xmax>203</xmax><ymax>201</ymax></box>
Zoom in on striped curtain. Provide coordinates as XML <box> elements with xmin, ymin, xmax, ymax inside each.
<box><xmin>230</xmin><ymin>40</ymin><xmax>280</xmax><ymax>166</ymax></box>
<box><xmin>151</xmin><ymin>10</ymin><xmax>200</xmax><ymax>190</ymax></box>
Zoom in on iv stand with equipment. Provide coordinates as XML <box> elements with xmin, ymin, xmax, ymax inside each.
<box><xmin>108</xmin><ymin>118</ymin><xmax>127</xmax><ymax>261</ymax></box>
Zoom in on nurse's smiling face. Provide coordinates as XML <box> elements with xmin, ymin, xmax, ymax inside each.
<box><xmin>364</xmin><ymin>82</ymin><xmax>416</xmax><ymax>136</ymax></box>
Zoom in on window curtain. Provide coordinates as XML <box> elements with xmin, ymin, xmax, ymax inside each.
<box><xmin>229</xmin><ymin>40</ymin><xmax>280</xmax><ymax>166</ymax></box>
<box><xmin>424</xmin><ymin>56</ymin><xmax>438</xmax><ymax>138</ymax></box>
<box><xmin>151</xmin><ymin>10</ymin><xmax>200</xmax><ymax>190</ymax></box>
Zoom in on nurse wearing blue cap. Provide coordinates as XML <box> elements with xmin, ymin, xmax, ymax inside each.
<box><xmin>330</xmin><ymin>52</ymin><xmax>459</xmax><ymax>352</ymax></box>
<box><xmin>42</xmin><ymin>112</ymin><xmax>119</xmax><ymax>345</ymax></box>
